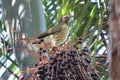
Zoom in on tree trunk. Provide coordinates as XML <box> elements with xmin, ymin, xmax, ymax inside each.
<box><xmin>109</xmin><ymin>0</ymin><xmax>120</xmax><ymax>80</ymax></box>
<box><xmin>2</xmin><ymin>0</ymin><xmax>46</xmax><ymax>70</ymax></box>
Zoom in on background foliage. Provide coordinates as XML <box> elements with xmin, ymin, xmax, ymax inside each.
<box><xmin>0</xmin><ymin>0</ymin><xmax>109</xmax><ymax>80</ymax></box>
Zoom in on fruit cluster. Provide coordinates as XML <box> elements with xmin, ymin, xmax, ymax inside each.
<box><xmin>19</xmin><ymin>38</ymin><xmax>99</xmax><ymax>80</ymax></box>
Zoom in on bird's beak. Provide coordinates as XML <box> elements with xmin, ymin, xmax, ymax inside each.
<box><xmin>69</xmin><ymin>15</ymin><xmax>74</xmax><ymax>18</ymax></box>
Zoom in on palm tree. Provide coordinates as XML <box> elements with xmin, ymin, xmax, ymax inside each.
<box><xmin>2</xmin><ymin>0</ymin><xmax>46</xmax><ymax>70</ymax></box>
<box><xmin>42</xmin><ymin>0</ymin><xmax>109</xmax><ymax>79</ymax></box>
<box><xmin>0</xmin><ymin>0</ymin><xmax>109</xmax><ymax>79</ymax></box>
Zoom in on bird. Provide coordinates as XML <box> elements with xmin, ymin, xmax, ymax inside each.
<box><xmin>23</xmin><ymin>15</ymin><xmax>73</xmax><ymax>49</ymax></box>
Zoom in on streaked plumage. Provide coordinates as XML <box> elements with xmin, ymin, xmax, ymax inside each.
<box><xmin>28</xmin><ymin>15</ymin><xmax>73</xmax><ymax>48</ymax></box>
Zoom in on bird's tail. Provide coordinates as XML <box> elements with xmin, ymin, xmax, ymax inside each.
<box><xmin>21</xmin><ymin>38</ymin><xmax>39</xmax><ymax>44</ymax></box>
<box><xmin>20</xmin><ymin>38</ymin><xmax>42</xmax><ymax>52</ymax></box>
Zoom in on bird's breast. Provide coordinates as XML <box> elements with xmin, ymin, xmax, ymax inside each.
<box><xmin>43</xmin><ymin>24</ymin><xmax>70</xmax><ymax>47</ymax></box>
<box><xmin>55</xmin><ymin>25</ymin><xmax>70</xmax><ymax>46</ymax></box>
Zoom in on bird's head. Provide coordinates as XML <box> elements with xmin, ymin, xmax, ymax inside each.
<box><xmin>60</xmin><ymin>15</ymin><xmax>74</xmax><ymax>24</ymax></box>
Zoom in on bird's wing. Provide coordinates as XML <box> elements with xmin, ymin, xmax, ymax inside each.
<box><xmin>37</xmin><ymin>24</ymin><xmax>62</xmax><ymax>38</ymax></box>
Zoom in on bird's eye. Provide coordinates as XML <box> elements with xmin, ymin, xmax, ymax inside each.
<box><xmin>63</xmin><ymin>17</ymin><xmax>69</xmax><ymax>20</ymax></box>
<box><xmin>65</xmin><ymin>17</ymin><xmax>68</xmax><ymax>19</ymax></box>
<box><xmin>61</xmin><ymin>16</ymin><xmax>70</xmax><ymax>22</ymax></box>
